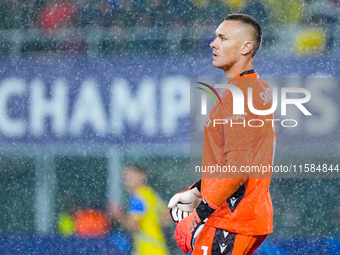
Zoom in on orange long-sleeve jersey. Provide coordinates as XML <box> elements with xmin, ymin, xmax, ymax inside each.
<box><xmin>201</xmin><ymin>70</ymin><xmax>276</xmax><ymax>235</ymax></box>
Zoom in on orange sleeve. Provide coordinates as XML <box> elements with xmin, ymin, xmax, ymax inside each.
<box><xmin>201</xmin><ymin>151</ymin><xmax>251</xmax><ymax>208</ymax></box>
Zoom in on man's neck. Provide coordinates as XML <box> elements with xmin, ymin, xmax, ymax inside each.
<box><xmin>223</xmin><ymin>59</ymin><xmax>254</xmax><ymax>81</ymax></box>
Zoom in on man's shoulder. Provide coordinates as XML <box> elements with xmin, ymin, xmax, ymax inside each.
<box><xmin>137</xmin><ymin>185</ymin><xmax>157</xmax><ymax>197</ymax></box>
<box><xmin>137</xmin><ymin>185</ymin><xmax>162</xmax><ymax>204</ymax></box>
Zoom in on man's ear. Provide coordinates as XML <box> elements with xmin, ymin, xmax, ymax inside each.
<box><xmin>241</xmin><ymin>41</ymin><xmax>253</xmax><ymax>55</ymax></box>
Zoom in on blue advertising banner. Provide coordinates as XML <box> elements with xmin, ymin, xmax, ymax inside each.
<box><xmin>0</xmin><ymin>234</ymin><xmax>338</xmax><ymax>255</ymax></box>
<box><xmin>0</xmin><ymin>56</ymin><xmax>339</xmax><ymax>146</ymax></box>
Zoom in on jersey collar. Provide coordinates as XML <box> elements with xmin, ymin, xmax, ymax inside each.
<box><xmin>239</xmin><ymin>69</ymin><xmax>255</xmax><ymax>77</ymax></box>
<box><xmin>229</xmin><ymin>69</ymin><xmax>258</xmax><ymax>83</ymax></box>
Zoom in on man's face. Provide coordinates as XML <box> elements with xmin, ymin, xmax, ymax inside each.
<box><xmin>123</xmin><ymin>168</ymin><xmax>144</xmax><ymax>193</ymax></box>
<box><xmin>210</xmin><ymin>20</ymin><xmax>252</xmax><ymax>70</ymax></box>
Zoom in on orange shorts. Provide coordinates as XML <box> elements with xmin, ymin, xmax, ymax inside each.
<box><xmin>192</xmin><ymin>225</ymin><xmax>267</xmax><ymax>255</ymax></box>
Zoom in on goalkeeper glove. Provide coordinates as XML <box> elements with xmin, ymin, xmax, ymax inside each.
<box><xmin>168</xmin><ymin>180</ymin><xmax>201</xmax><ymax>223</ymax></box>
<box><xmin>174</xmin><ymin>199</ymin><xmax>216</xmax><ymax>253</ymax></box>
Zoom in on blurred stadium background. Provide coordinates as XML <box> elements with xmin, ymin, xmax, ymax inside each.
<box><xmin>0</xmin><ymin>0</ymin><xmax>339</xmax><ymax>254</ymax></box>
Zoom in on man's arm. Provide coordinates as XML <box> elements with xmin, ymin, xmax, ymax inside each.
<box><xmin>174</xmin><ymin>151</ymin><xmax>251</xmax><ymax>252</ymax></box>
<box><xmin>108</xmin><ymin>203</ymin><xmax>141</xmax><ymax>232</ymax></box>
<box><xmin>201</xmin><ymin>150</ymin><xmax>251</xmax><ymax>207</ymax></box>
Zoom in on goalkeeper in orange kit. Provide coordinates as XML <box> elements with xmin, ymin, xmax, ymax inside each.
<box><xmin>168</xmin><ymin>14</ymin><xmax>277</xmax><ymax>254</ymax></box>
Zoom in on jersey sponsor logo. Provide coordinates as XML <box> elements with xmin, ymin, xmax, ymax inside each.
<box><xmin>222</xmin><ymin>112</ymin><xmax>247</xmax><ymax>122</ymax></box>
<box><xmin>260</xmin><ymin>88</ymin><xmax>273</xmax><ymax>105</ymax></box>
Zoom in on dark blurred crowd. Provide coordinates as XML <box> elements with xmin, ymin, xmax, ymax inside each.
<box><xmin>0</xmin><ymin>0</ymin><xmax>339</xmax><ymax>30</ymax></box>
<box><xmin>0</xmin><ymin>0</ymin><xmax>339</xmax><ymax>56</ymax></box>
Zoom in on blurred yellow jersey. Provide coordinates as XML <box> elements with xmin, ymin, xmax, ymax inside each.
<box><xmin>129</xmin><ymin>185</ymin><xmax>168</xmax><ymax>255</ymax></box>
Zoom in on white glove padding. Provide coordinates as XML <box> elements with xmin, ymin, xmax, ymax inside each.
<box><xmin>168</xmin><ymin>187</ymin><xmax>201</xmax><ymax>211</ymax></box>
<box><xmin>169</xmin><ymin>206</ymin><xmax>191</xmax><ymax>223</ymax></box>
<box><xmin>168</xmin><ymin>187</ymin><xmax>201</xmax><ymax>222</ymax></box>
